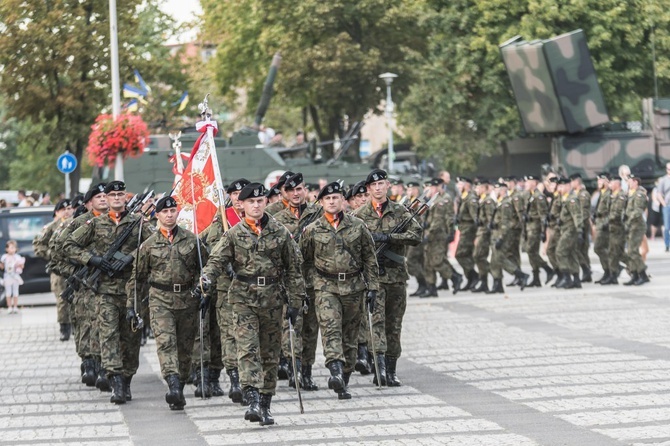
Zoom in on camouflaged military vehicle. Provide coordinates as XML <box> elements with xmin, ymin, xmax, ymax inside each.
<box><xmin>499</xmin><ymin>29</ymin><xmax>669</xmax><ymax>186</ymax></box>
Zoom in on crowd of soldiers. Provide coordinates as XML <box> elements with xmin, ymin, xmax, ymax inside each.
<box><xmin>31</xmin><ymin>164</ymin><xmax>650</xmax><ymax>425</ymax></box>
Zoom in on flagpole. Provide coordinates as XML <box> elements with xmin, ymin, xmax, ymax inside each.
<box><xmin>109</xmin><ymin>0</ymin><xmax>123</xmax><ymax>181</ymax></box>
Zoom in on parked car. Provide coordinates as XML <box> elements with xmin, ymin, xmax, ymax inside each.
<box><xmin>0</xmin><ymin>206</ymin><xmax>54</xmax><ymax>306</ymax></box>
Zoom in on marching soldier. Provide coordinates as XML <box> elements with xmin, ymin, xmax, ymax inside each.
<box><xmin>64</xmin><ymin>181</ymin><xmax>153</xmax><ymax>404</ymax></box>
<box><xmin>601</xmin><ymin>175</ymin><xmax>627</xmax><ymax>285</ymax></box>
<box><xmin>554</xmin><ymin>178</ymin><xmax>584</xmax><ymax>289</ymax></box>
<box><xmin>354</xmin><ymin>169</ymin><xmax>422</xmax><ymax>387</ymax></box>
<box><xmin>455</xmin><ymin>177</ymin><xmax>479</xmax><ymax>290</ymax></box>
<box><xmin>199</xmin><ymin>182</ymin><xmax>306</xmax><ymax>426</ymax></box>
<box><xmin>418</xmin><ymin>178</ymin><xmax>463</xmax><ymax>297</ymax></box>
<box><xmin>300</xmin><ymin>181</ymin><xmax>379</xmax><ymax>399</ymax></box>
<box><xmin>624</xmin><ymin>174</ymin><xmax>649</xmax><ymax>285</ymax></box>
<box><xmin>407</xmin><ymin>181</ymin><xmax>428</xmax><ymax>296</ymax></box>
<box><xmin>126</xmin><ymin>196</ymin><xmax>206</xmax><ymax>410</ymax></box>
<box><xmin>522</xmin><ymin>175</ymin><xmax>554</xmax><ymax>287</ymax></box>
<box><xmin>545</xmin><ymin>177</ymin><xmax>563</xmax><ymax>286</ymax></box>
<box><xmin>593</xmin><ymin>173</ymin><xmax>612</xmax><ymax>283</ymax></box>
<box><xmin>265</xmin><ymin>171</ymin><xmax>295</xmax><ymax>216</ymax></box>
<box><xmin>570</xmin><ymin>174</ymin><xmax>593</xmax><ymax>282</ymax></box>
<box><xmin>505</xmin><ymin>177</ymin><xmax>525</xmax><ymax>285</ymax></box>
<box><xmin>266</xmin><ymin>186</ymin><xmax>282</xmax><ymax>204</ymax></box>
<box><xmin>472</xmin><ymin>179</ymin><xmax>495</xmax><ymax>293</ymax></box>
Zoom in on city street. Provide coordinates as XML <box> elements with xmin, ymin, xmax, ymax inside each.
<box><xmin>2</xmin><ymin>241</ymin><xmax>670</xmax><ymax>446</ymax></box>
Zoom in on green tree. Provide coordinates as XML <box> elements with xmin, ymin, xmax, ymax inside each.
<box><xmin>201</xmin><ymin>0</ymin><xmax>427</xmax><ymax>158</ymax></box>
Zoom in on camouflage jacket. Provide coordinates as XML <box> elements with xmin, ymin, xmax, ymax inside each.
<box><xmin>126</xmin><ymin>226</ymin><xmax>206</xmax><ymax>310</ymax></box>
<box><xmin>63</xmin><ymin>212</ymin><xmax>153</xmax><ymax>296</ymax></box>
<box><xmin>202</xmin><ymin>213</ymin><xmax>305</xmax><ymax>309</ymax></box>
<box><xmin>558</xmin><ymin>192</ymin><xmax>583</xmax><ymax>232</ymax></box>
<box><xmin>625</xmin><ymin>187</ymin><xmax>648</xmax><ymax>227</ymax></box>
<box><xmin>577</xmin><ymin>188</ymin><xmax>591</xmax><ymax>226</ymax></box>
<box><xmin>491</xmin><ymin>196</ymin><xmax>514</xmax><ymax>241</ymax></box>
<box><xmin>594</xmin><ymin>189</ymin><xmax>612</xmax><ymax>229</ymax></box>
<box><xmin>476</xmin><ymin>194</ymin><xmax>496</xmax><ymax>236</ymax></box>
<box><xmin>548</xmin><ymin>192</ymin><xmax>562</xmax><ymax>230</ymax></box>
<box><xmin>50</xmin><ymin>210</ymin><xmax>100</xmax><ymax>276</ymax></box>
<box><xmin>32</xmin><ymin>218</ymin><xmax>60</xmax><ymax>260</ymax></box>
<box><xmin>608</xmin><ymin>191</ymin><xmax>628</xmax><ymax>228</ymax></box>
<box><xmin>273</xmin><ymin>203</ymin><xmax>322</xmax><ymax>240</ymax></box>
<box><xmin>300</xmin><ymin>212</ymin><xmax>379</xmax><ymax>295</ymax></box>
<box><xmin>265</xmin><ymin>199</ymin><xmax>288</xmax><ymax>216</ymax></box>
<box><xmin>507</xmin><ymin>190</ymin><xmax>525</xmax><ymax>230</ymax></box>
<box><xmin>457</xmin><ymin>190</ymin><xmax>478</xmax><ymax>228</ymax></box>
<box><xmin>424</xmin><ymin>193</ymin><xmax>454</xmax><ymax>242</ymax></box>
<box><xmin>353</xmin><ymin>200</ymin><xmax>422</xmax><ymax>284</ymax></box>
<box><xmin>525</xmin><ymin>189</ymin><xmax>549</xmax><ymax>225</ymax></box>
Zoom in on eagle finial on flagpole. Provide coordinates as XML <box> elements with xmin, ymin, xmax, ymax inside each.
<box><xmin>198</xmin><ymin>94</ymin><xmax>212</xmax><ymax>122</ymax></box>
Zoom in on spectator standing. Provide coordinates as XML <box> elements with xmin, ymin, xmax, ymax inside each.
<box><xmin>1</xmin><ymin>240</ymin><xmax>25</xmax><ymax>314</ymax></box>
<box><xmin>650</xmin><ymin>178</ymin><xmax>663</xmax><ymax>240</ymax></box>
<box><xmin>658</xmin><ymin>162</ymin><xmax>670</xmax><ymax>252</ymax></box>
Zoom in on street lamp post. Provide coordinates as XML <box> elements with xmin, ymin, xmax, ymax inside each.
<box><xmin>379</xmin><ymin>72</ymin><xmax>398</xmax><ymax>173</ymax></box>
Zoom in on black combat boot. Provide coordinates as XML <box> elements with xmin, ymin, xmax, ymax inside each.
<box><xmin>462</xmin><ymin>270</ymin><xmax>478</xmax><ymax>291</ymax></box>
<box><xmin>471</xmin><ymin>275</ymin><xmax>489</xmax><ymax>293</ymax></box>
<box><xmin>209</xmin><ymin>368</ymin><xmax>225</xmax><ymax>397</ymax></box>
<box><xmin>355</xmin><ymin>344</ymin><xmax>371</xmax><ymax>375</ymax></box>
<box><xmin>554</xmin><ymin>272</ymin><xmax>570</xmax><ymax>289</ymax></box>
<box><xmin>550</xmin><ymin>271</ymin><xmax>562</xmax><ymax>287</ymax></box>
<box><xmin>595</xmin><ymin>269</ymin><xmax>610</xmax><ymax>284</ymax></box>
<box><xmin>186</xmin><ymin>364</ymin><xmax>196</xmax><ymax>385</ymax></box>
<box><xmin>410</xmin><ymin>277</ymin><xmax>427</xmax><ymax>296</ymax></box>
<box><xmin>289</xmin><ymin>358</ymin><xmax>302</xmax><ymax>389</ymax></box>
<box><xmin>543</xmin><ymin>264</ymin><xmax>555</xmax><ymax>284</ymax></box>
<box><xmin>570</xmin><ymin>273</ymin><xmax>582</xmax><ymax>289</ymax></box>
<box><xmin>168</xmin><ymin>378</ymin><xmax>186</xmax><ymax>410</ymax></box>
<box><xmin>452</xmin><ymin>272</ymin><xmax>463</xmax><ymax>295</ymax></box>
<box><xmin>418</xmin><ymin>284</ymin><xmax>438</xmax><ymax>298</ymax></box>
<box><xmin>485</xmin><ymin>279</ymin><xmax>504</xmax><ymax>294</ymax></box>
<box><xmin>59</xmin><ymin>323</ymin><xmax>71</xmax><ymax>342</ymax></box>
<box><xmin>277</xmin><ymin>355</ymin><xmax>289</xmax><ymax>380</ymax></box>
<box><xmin>528</xmin><ymin>270</ymin><xmax>542</xmax><ymax>288</ymax></box>
<box><xmin>301</xmin><ymin>364</ymin><xmax>319</xmax><ymax>391</ymax></box>
<box><xmin>327</xmin><ymin>360</ymin><xmax>344</xmax><ymax>391</ymax></box>
<box><xmin>244</xmin><ymin>387</ymin><xmax>261</xmax><ymax>422</ymax></box>
<box><xmin>124</xmin><ymin>375</ymin><xmax>133</xmax><ymax>401</ymax></box>
<box><xmin>600</xmin><ymin>272</ymin><xmax>618</xmax><ymax>285</ymax></box>
<box><xmin>623</xmin><ymin>272</ymin><xmax>639</xmax><ymax>286</ymax></box>
<box><xmin>194</xmin><ymin>366</ymin><xmax>211</xmax><ymax>398</ymax></box>
<box><xmin>386</xmin><ymin>356</ymin><xmax>402</xmax><ymax>387</ymax></box>
<box><xmin>337</xmin><ymin>372</ymin><xmax>352</xmax><ymax>400</ymax></box>
<box><xmin>634</xmin><ymin>270</ymin><xmax>650</xmax><ymax>285</ymax></box>
<box><xmin>438</xmin><ymin>275</ymin><xmax>450</xmax><ymax>290</ymax></box>
<box><xmin>581</xmin><ymin>265</ymin><xmax>592</xmax><ymax>283</ymax></box>
<box><xmin>372</xmin><ymin>353</ymin><xmax>387</xmax><ymax>386</ymax></box>
<box><xmin>140</xmin><ymin>328</ymin><xmax>147</xmax><ymax>347</ymax></box>
<box><xmin>226</xmin><ymin>367</ymin><xmax>243</xmax><ymax>404</ymax></box>
<box><xmin>165</xmin><ymin>374</ymin><xmax>181</xmax><ymax>406</ymax></box>
<box><xmin>96</xmin><ymin>367</ymin><xmax>111</xmax><ymax>392</ymax></box>
<box><xmin>514</xmin><ymin>270</ymin><xmax>530</xmax><ymax>291</ymax></box>
<box><xmin>259</xmin><ymin>393</ymin><xmax>275</xmax><ymax>425</ymax></box>
<box><xmin>507</xmin><ymin>276</ymin><xmax>520</xmax><ymax>287</ymax></box>
<box><xmin>82</xmin><ymin>358</ymin><xmax>97</xmax><ymax>387</ymax></box>
<box><xmin>109</xmin><ymin>374</ymin><xmax>126</xmax><ymax>405</ymax></box>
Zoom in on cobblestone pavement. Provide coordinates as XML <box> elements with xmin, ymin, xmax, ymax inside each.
<box><xmin>2</xmin><ymin>242</ymin><xmax>670</xmax><ymax>445</ymax></box>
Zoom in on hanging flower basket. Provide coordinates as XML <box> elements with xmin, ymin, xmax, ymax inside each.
<box><xmin>86</xmin><ymin>114</ymin><xmax>150</xmax><ymax>167</ymax></box>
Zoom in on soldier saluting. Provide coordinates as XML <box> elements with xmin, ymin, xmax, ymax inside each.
<box><xmin>125</xmin><ymin>196</ymin><xmax>207</xmax><ymax>410</ymax></box>
<box><xmin>198</xmin><ymin>182</ymin><xmax>306</xmax><ymax>426</ymax></box>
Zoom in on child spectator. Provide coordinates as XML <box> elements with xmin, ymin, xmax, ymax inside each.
<box><xmin>1</xmin><ymin>240</ymin><xmax>25</xmax><ymax>314</ymax></box>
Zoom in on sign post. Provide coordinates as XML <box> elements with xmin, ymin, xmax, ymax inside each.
<box><xmin>57</xmin><ymin>152</ymin><xmax>78</xmax><ymax>198</ymax></box>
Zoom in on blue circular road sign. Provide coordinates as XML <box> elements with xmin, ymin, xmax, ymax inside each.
<box><xmin>57</xmin><ymin>152</ymin><xmax>78</xmax><ymax>174</ymax></box>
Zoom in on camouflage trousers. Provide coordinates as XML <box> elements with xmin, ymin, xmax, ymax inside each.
<box><xmin>191</xmin><ymin>292</ymin><xmax>223</xmax><ymax>371</ymax></box>
<box><xmin>282</xmin><ymin>303</ymin><xmax>303</xmax><ymax>360</ymax></box>
<box><xmin>626</xmin><ymin>222</ymin><xmax>646</xmax><ymax>273</ymax></box>
<box><xmin>507</xmin><ymin>228</ymin><xmax>522</xmax><ymax>267</ymax></box>
<box><xmin>51</xmin><ymin>274</ymin><xmax>70</xmax><ymax>324</ymax></box>
<box><xmin>150</xmin><ymin>304</ymin><xmax>198</xmax><ymax>380</ymax></box>
<box><xmin>74</xmin><ymin>288</ymin><xmax>99</xmax><ymax>360</ymax></box>
<box><xmin>215</xmin><ymin>291</ymin><xmax>237</xmax><ymax>370</ymax></box>
<box><xmin>455</xmin><ymin>224</ymin><xmax>477</xmax><ymax>275</ymax></box>
<box><xmin>608</xmin><ymin>226</ymin><xmax>627</xmax><ymax>272</ymax></box>
<box><xmin>576</xmin><ymin>221</ymin><xmax>591</xmax><ymax>268</ymax></box>
<box><xmin>357</xmin><ymin>297</ymin><xmax>369</xmax><ymax>345</ymax></box>
<box><xmin>233</xmin><ymin>304</ymin><xmax>282</xmax><ymax>395</ymax></box>
<box><xmin>593</xmin><ymin>227</ymin><xmax>610</xmax><ymax>271</ymax></box>
<box><xmin>546</xmin><ymin>228</ymin><xmax>561</xmax><ymax>270</ymax></box>
<box><xmin>557</xmin><ymin>227</ymin><xmax>580</xmax><ymax>274</ymax></box>
<box><xmin>98</xmin><ymin>294</ymin><xmax>141</xmax><ymax>378</ymax></box>
<box><xmin>424</xmin><ymin>240</ymin><xmax>455</xmax><ymax>286</ymax></box>
<box><xmin>406</xmin><ymin>244</ymin><xmax>425</xmax><ymax>282</ymax></box>
<box><xmin>524</xmin><ymin>223</ymin><xmax>549</xmax><ymax>272</ymax></box>
<box><xmin>370</xmin><ymin>282</ymin><xmax>407</xmax><ymax>359</ymax></box>
<box><xmin>474</xmin><ymin>230</ymin><xmax>491</xmax><ymax>278</ymax></box>
<box><xmin>315</xmin><ymin>290</ymin><xmax>362</xmax><ymax>373</ymax></box>
<box><xmin>490</xmin><ymin>236</ymin><xmax>518</xmax><ymax>280</ymax></box>
<box><xmin>301</xmin><ymin>288</ymin><xmax>320</xmax><ymax>366</ymax></box>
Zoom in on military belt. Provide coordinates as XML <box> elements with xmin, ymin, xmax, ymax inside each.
<box><xmin>316</xmin><ymin>268</ymin><xmax>362</xmax><ymax>281</ymax></box>
<box><xmin>149</xmin><ymin>281</ymin><xmax>193</xmax><ymax>293</ymax></box>
<box><xmin>236</xmin><ymin>274</ymin><xmax>280</xmax><ymax>287</ymax></box>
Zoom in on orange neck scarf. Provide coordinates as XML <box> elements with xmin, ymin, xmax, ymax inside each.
<box><xmin>324</xmin><ymin>212</ymin><xmax>340</xmax><ymax>229</ymax></box>
<box><xmin>109</xmin><ymin>211</ymin><xmax>122</xmax><ymax>225</ymax></box>
<box><xmin>160</xmin><ymin>227</ymin><xmax>175</xmax><ymax>243</ymax></box>
<box><xmin>371</xmin><ymin>199</ymin><xmax>385</xmax><ymax>218</ymax></box>
<box><xmin>245</xmin><ymin>217</ymin><xmax>262</xmax><ymax>235</ymax></box>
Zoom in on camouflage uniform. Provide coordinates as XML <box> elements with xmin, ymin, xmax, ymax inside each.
<box><xmin>265</xmin><ymin>200</ymin><xmax>288</xmax><ymax>216</ymax></box>
<box><xmin>474</xmin><ymin>193</ymin><xmax>495</xmax><ymax>281</ymax></box>
<box><xmin>523</xmin><ymin>189</ymin><xmax>551</xmax><ymax>275</ymax></box>
<box><xmin>201</xmin><ymin>214</ymin><xmax>305</xmax><ymax>396</ymax></box>
<box><xmin>490</xmin><ymin>197</ymin><xmax>519</xmax><ymax>280</ymax></box>
<box><xmin>423</xmin><ymin>193</ymin><xmax>457</xmax><ymax>287</ymax></box>
<box><xmin>556</xmin><ymin>192</ymin><xmax>583</xmax><ymax>276</ymax></box>
<box><xmin>546</xmin><ymin>193</ymin><xmax>562</xmax><ymax>271</ymax></box>
<box><xmin>593</xmin><ymin>188</ymin><xmax>611</xmax><ymax>273</ymax></box>
<box><xmin>576</xmin><ymin>188</ymin><xmax>592</xmax><ymax>272</ymax></box>
<box><xmin>126</xmin><ymin>226</ymin><xmax>205</xmax><ymax>382</ymax></box>
<box><xmin>607</xmin><ymin>191</ymin><xmax>628</xmax><ymax>275</ymax></box>
<box><xmin>64</xmin><ymin>212</ymin><xmax>152</xmax><ymax>385</ymax></box>
<box><xmin>353</xmin><ymin>201</ymin><xmax>422</xmax><ymax>361</ymax></box>
<box><xmin>300</xmin><ymin>212</ymin><xmax>379</xmax><ymax>374</ymax></box>
<box><xmin>455</xmin><ymin>190</ymin><xmax>478</xmax><ymax>280</ymax></box>
<box><xmin>507</xmin><ymin>190</ymin><xmax>525</xmax><ymax>268</ymax></box>
<box><xmin>625</xmin><ymin>187</ymin><xmax>648</xmax><ymax>276</ymax></box>
<box><xmin>33</xmin><ymin>219</ymin><xmax>71</xmax><ymax>327</ymax></box>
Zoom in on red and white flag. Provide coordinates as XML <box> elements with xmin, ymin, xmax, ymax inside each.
<box><xmin>172</xmin><ymin>120</ymin><xmax>225</xmax><ymax>234</ymax></box>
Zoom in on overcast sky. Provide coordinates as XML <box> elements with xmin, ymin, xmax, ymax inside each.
<box><xmin>160</xmin><ymin>0</ymin><xmax>202</xmax><ymax>44</ymax></box>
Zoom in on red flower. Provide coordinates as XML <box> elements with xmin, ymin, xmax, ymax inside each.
<box><xmin>86</xmin><ymin>114</ymin><xmax>150</xmax><ymax>167</ymax></box>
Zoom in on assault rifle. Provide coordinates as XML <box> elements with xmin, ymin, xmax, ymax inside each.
<box><xmin>293</xmin><ymin>206</ymin><xmax>323</xmax><ymax>243</ymax></box>
<box><xmin>60</xmin><ymin>192</ymin><xmax>154</xmax><ymax>302</ymax></box>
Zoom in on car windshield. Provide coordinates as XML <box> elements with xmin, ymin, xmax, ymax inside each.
<box><xmin>6</xmin><ymin>215</ymin><xmax>53</xmax><ymax>242</ymax></box>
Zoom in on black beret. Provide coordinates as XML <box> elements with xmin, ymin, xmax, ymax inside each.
<box><xmin>284</xmin><ymin>173</ymin><xmax>304</xmax><ymax>190</ymax></box>
<box><xmin>390</xmin><ymin>177</ymin><xmax>404</xmax><ymax>186</ymax></box>
<box><xmin>428</xmin><ymin>178</ymin><xmax>444</xmax><ymax>186</ymax></box>
<box><xmin>351</xmin><ymin>181</ymin><xmax>368</xmax><ymax>197</ymax></box>
<box><xmin>569</xmin><ymin>173</ymin><xmax>582</xmax><ymax>181</ymax></box>
<box><xmin>503</xmin><ymin>176</ymin><xmax>517</xmax><ymax>182</ymax></box>
<box><xmin>524</xmin><ymin>175</ymin><xmax>540</xmax><ymax>181</ymax></box>
<box><xmin>84</xmin><ymin>183</ymin><xmax>107</xmax><ymax>202</ymax></box>
<box><xmin>365</xmin><ymin>169</ymin><xmax>388</xmax><ymax>185</ymax></box>
<box><xmin>104</xmin><ymin>181</ymin><xmax>126</xmax><ymax>194</ymax></box>
<box><xmin>494</xmin><ymin>182</ymin><xmax>507</xmax><ymax>188</ymax></box>
<box><xmin>239</xmin><ymin>183</ymin><xmax>266</xmax><ymax>201</ymax></box>
<box><xmin>610</xmin><ymin>174</ymin><xmax>622</xmax><ymax>181</ymax></box>
<box><xmin>54</xmin><ymin>199</ymin><xmax>70</xmax><ymax>212</ymax></box>
<box><xmin>629</xmin><ymin>173</ymin><xmax>642</xmax><ymax>183</ymax></box>
<box><xmin>71</xmin><ymin>194</ymin><xmax>85</xmax><ymax>209</ymax></box>
<box><xmin>456</xmin><ymin>176</ymin><xmax>472</xmax><ymax>184</ymax></box>
<box><xmin>597</xmin><ymin>172</ymin><xmax>611</xmax><ymax>180</ymax></box>
<box><xmin>226</xmin><ymin>178</ymin><xmax>250</xmax><ymax>194</ymax></box>
<box><xmin>276</xmin><ymin>171</ymin><xmax>295</xmax><ymax>188</ymax></box>
<box><xmin>344</xmin><ymin>189</ymin><xmax>353</xmax><ymax>200</ymax></box>
<box><xmin>73</xmin><ymin>205</ymin><xmax>87</xmax><ymax>218</ymax></box>
<box><xmin>266</xmin><ymin>186</ymin><xmax>281</xmax><ymax>198</ymax></box>
<box><xmin>317</xmin><ymin>181</ymin><xmax>344</xmax><ymax>200</ymax></box>
<box><xmin>548</xmin><ymin>176</ymin><xmax>559</xmax><ymax>184</ymax></box>
<box><xmin>476</xmin><ymin>178</ymin><xmax>491</xmax><ymax>185</ymax></box>
<box><xmin>306</xmin><ymin>183</ymin><xmax>320</xmax><ymax>192</ymax></box>
<box><xmin>406</xmin><ymin>181</ymin><xmax>420</xmax><ymax>188</ymax></box>
<box><xmin>557</xmin><ymin>177</ymin><xmax>570</xmax><ymax>185</ymax></box>
<box><xmin>155</xmin><ymin>196</ymin><xmax>178</xmax><ymax>212</ymax></box>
